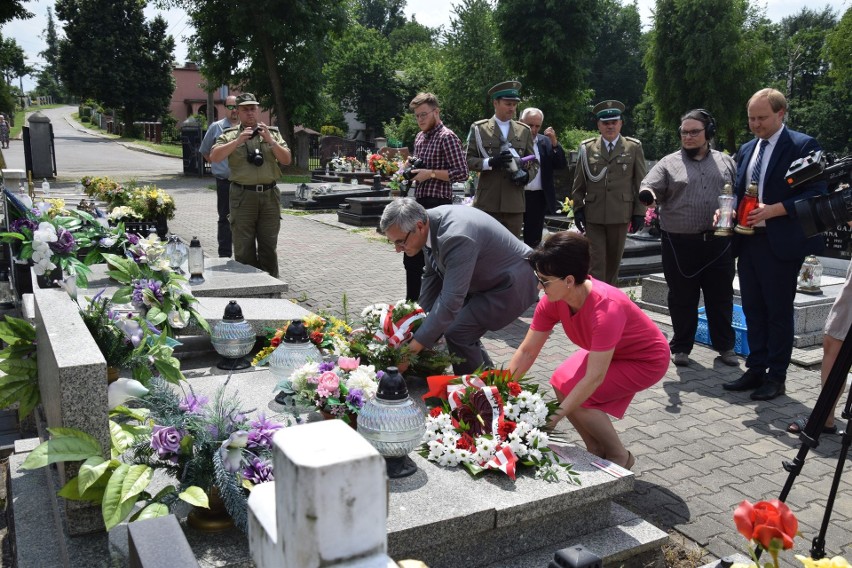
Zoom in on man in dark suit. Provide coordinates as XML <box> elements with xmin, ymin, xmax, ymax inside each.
<box><xmin>379</xmin><ymin>198</ymin><xmax>539</xmax><ymax>374</ymax></box>
<box><xmin>467</xmin><ymin>81</ymin><xmax>539</xmax><ymax>238</ymax></box>
<box><xmin>723</xmin><ymin>88</ymin><xmax>828</xmax><ymax>401</ymax></box>
<box><xmin>520</xmin><ymin>107</ymin><xmax>567</xmax><ymax>248</ymax></box>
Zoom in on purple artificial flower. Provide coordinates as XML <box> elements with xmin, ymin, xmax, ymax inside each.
<box><xmin>150</xmin><ymin>425</ymin><xmax>183</xmax><ymax>462</ymax></box>
<box><xmin>126</xmin><ymin>232</ymin><xmax>140</xmax><ymax>245</ymax></box>
<box><xmin>48</xmin><ymin>227</ymin><xmax>76</xmax><ymax>254</ymax></box>
<box><xmin>247</xmin><ymin>414</ymin><xmax>284</xmax><ymax>450</ymax></box>
<box><xmin>346</xmin><ymin>388</ymin><xmax>365</xmax><ymax>409</ymax></box>
<box><xmin>131</xmin><ymin>278</ymin><xmax>164</xmax><ymax>308</ymax></box>
<box><xmin>178</xmin><ymin>394</ymin><xmax>209</xmax><ymax>414</ymax></box>
<box><xmin>376</xmin><ymin>370</ymin><xmax>385</xmax><ymax>382</ymax></box>
<box><xmin>242</xmin><ymin>456</ymin><xmax>274</xmax><ymax>484</ymax></box>
<box><xmin>10</xmin><ymin>219</ymin><xmax>37</xmax><ymax>233</ymax></box>
<box><xmin>318</xmin><ymin>360</ymin><xmax>336</xmax><ymax>373</ymax></box>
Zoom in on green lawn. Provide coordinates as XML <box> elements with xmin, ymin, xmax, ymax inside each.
<box><xmin>10</xmin><ymin>104</ymin><xmax>64</xmax><ymax>138</ymax></box>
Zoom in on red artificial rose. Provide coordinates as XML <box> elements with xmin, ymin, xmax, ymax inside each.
<box><xmin>498</xmin><ymin>419</ymin><xmax>517</xmax><ymax>439</ymax></box>
<box><xmin>508</xmin><ymin>382</ymin><xmax>522</xmax><ymax>396</ymax></box>
<box><xmin>270</xmin><ymin>337</ymin><xmax>281</xmax><ymax>348</ymax></box>
<box><xmin>429</xmin><ymin>406</ymin><xmax>443</xmax><ymax>418</ymax></box>
<box><xmin>733</xmin><ymin>499</ymin><xmax>798</xmax><ymax>551</ymax></box>
<box><xmin>310</xmin><ymin>331</ymin><xmax>323</xmax><ymax>345</ymax></box>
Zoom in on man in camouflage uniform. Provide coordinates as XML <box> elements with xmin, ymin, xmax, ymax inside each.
<box><xmin>210</xmin><ymin>93</ymin><xmax>291</xmax><ymax>278</ymax></box>
<box><xmin>466</xmin><ymin>81</ymin><xmax>538</xmax><ymax>238</ymax></box>
<box><xmin>571</xmin><ymin>100</ymin><xmax>647</xmax><ymax>285</ymax></box>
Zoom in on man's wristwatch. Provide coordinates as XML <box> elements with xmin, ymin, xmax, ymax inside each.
<box><xmin>430</xmin><ymin>170</ymin><xmax>436</xmax><ymax>179</ymax></box>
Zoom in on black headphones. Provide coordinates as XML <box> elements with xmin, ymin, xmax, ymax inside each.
<box><xmin>679</xmin><ymin>109</ymin><xmax>716</xmax><ymax>139</ymax></box>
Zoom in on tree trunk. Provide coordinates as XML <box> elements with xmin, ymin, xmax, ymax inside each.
<box><xmin>253</xmin><ymin>24</ymin><xmax>292</xmax><ymax>149</ymax></box>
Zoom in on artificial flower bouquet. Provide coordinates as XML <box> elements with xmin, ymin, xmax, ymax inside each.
<box><xmin>644</xmin><ymin>206</ymin><xmax>660</xmax><ymax>231</ymax></box>
<box><xmin>0</xmin><ymin>196</ymin><xmax>92</xmax><ymax>286</ymax></box>
<box><xmin>367</xmin><ymin>153</ymin><xmax>401</xmax><ymax>177</ymax></box>
<box><xmin>731</xmin><ymin>499</ymin><xmax>850</xmax><ymax>568</ymax></box>
<box><xmin>103</xmin><ymin>249</ymin><xmax>209</xmax><ymax>337</ymax></box>
<box><xmin>420</xmin><ymin>370</ymin><xmax>580</xmax><ymax>483</ymax></box>
<box><xmin>252</xmin><ymin>312</ymin><xmax>352</xmax><ymax>366</ymax></box>
<box><xmin>81</xmin><ymin>175</ymin><xmax>130</xmax><ymax>205</ymax></box>
<box><xmin>558</xmin><ymin>197</ymin><xmax>574</xmax><ymax>219</ymax></box>
<box><xmin>281</xmin><ymin>356</ymin><xmax>381</xmax><ymax>424</ymax></box>
<box><xmin>127</xmin><ymin>185</ymin><xmax>177</xmax><ymax>220</ymax></box>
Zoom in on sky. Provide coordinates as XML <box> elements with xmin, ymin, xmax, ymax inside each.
<box><xmin>2</xmin><ymin>0</ymin><xmax>849</xmax><ymax>93</ymax></box>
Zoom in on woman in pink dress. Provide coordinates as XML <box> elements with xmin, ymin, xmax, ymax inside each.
<box><xmin>508</xmin><ymin>232</ymin><xmax>670</xmax><ymax>470</ymax></box>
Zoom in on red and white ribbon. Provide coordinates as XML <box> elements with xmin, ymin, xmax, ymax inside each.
<box><xmin>486</xmin><ymin>444</ymin><xmax>518</xmax><ymax>480</ymax></box>
<box><xmin>371</xmin><ymin>304</ymin><xmax>426</xmax><ymax>347</ymax></box>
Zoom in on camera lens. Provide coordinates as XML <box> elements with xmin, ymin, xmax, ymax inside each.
<box><xmin>247</xmin><ymin>148</ymin><xmax>264</xmax><ymax>167</ymax></box>
<box><xmin>794</xmin><ymin>186</ymin><xmax>852</xmax><ymax>237</ymax></box>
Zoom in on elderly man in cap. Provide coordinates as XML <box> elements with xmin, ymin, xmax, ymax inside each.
<box><xmin>210</xmin><ymin>93</ymin><xmax>291</xmax><ymax>278</ymax></box>
<box><xmin>466</xmin><ymin>80</ymin><xmax>538</xmax><ymax>238</ymax></box>
<box><xmin>571</xmin><ymin>100</ymin><xmax>647</xmax><ymax>285</ymax></box>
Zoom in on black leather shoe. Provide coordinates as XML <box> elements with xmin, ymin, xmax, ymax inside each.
<box><xmin>751</xmin><ymin>380</ymin><xmax>785</xmax><ymax>401</ymax></box>
<box><xmin>723</xmin><ymin>369</ymin><xmax>766</xmax><ymax>391</ymax></box>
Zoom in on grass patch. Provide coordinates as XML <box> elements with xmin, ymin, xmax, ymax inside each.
<box><xmin>133</xmin><ymin>140</ymin><xmax>182</xmax><ymax>157</ymax></box>
<box><xmin>10</xmin><ymin>104</ymin><xmax>64</xmax><ymax>138</ymax></box>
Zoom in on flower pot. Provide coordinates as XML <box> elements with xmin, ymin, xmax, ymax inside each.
<box><xmin>186</xmin><ymin>486</ymin><xmax>234</xmax><ymax>533</ymax></box>
<box><xmin>320</xmin><ymin>409</ymin><xmax>357</xmax><ymax>429</ymax></box>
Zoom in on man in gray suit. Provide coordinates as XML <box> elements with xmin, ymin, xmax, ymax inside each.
<box><xmin>380</xmin><ymin>198</ymin><xmax>540</xmax><ymax>374</ymax></box>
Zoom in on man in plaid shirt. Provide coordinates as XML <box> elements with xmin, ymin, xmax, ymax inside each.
<box><xmin>403</xmin><ymin>92</ymin><xmax>469</xmax><ymax>301</ymax></box>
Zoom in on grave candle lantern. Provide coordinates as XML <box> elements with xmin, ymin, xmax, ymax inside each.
<box><xmin>271</xmin><ymin>320</ymin><xmax>322</xmax><ymax>406</ymax></box>
<box><xmin>734</xmin><ymin>182</ymin><xmax>759</xmax><ymax>235</ymax></box>
<box><xmin>357</xmin><ymin>366</ymin><xmax>425</xmax><ymax>479</ymax></box>
<box><xmin>714</xmin><ymin>183</ymin><xmax>736</xmax><ymax>236</ymax></box>
<box><xmin>211</xmin><ymin>300</ymin><xmax>255</xmax><ymax>370</ymax></box>
<box><xmin>188</xmin><ymin>236</ymin><xmax>205</xmax><ymax>284</ymax></box>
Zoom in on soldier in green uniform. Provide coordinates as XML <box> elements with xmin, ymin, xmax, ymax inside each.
<box><xmin>210</xmin><ymin>93</ymin><xmax>291</xmax><ymax>278</ymax></box>
<box><xmin>466</xmin><ymin>81</ymin><xmax>538</xmax><ymax>238</ymax></box>
<box><xmin>571</xmin><ymin>100</ymin><xmax>647</xmax><ymax>285</ymax></box>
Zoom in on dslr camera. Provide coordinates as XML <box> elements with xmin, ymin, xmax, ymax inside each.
<box><xmin>789</xmin><ymin>151</ymin><xmax>852</xmax><ymax>236</ymax></box>
<box><xmin>400</xmin><ymin>157</ymin><xmax>425</xmax><ymax>197</ymax></box>
<box><xmin>246</xmin><ymin>127</ymin><xmax>264</xmax><ymax>167</ymax></box>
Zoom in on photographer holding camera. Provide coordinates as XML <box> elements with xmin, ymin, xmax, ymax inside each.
<box><xmin>401</xmin><ymin>92</ymin><xmax>469</xmax><ymax>302</ymax></box>
<box><xmin>722</xmin><ymin>88</ymin><xmax>828</xmax><ymax>401</ymax></box>
<box><xmin>466</xmin><ymin>81</ymin><xmax>538</xmax><ymax>238</ymax></box>
<box><xmin>210</xmin><ymin>93</ymin><xmax>291</xmax><ymax>278</ymax></box>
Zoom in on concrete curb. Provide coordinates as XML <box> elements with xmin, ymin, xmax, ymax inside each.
<box><xmin>61</xmin><ymin>114</ymin><xmax>180</xmax><ymax>160</ymax></box>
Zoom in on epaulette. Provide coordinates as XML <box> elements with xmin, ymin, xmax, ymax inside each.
<box><xmin>624</xmin><ymin>136</ymin><xmax>642</xmax><ymax>145</ymax></box>
<box><xmin>472</xmin><ymin>119</ymin><xmax>489</xmax><ymax>126</ymax></box>
<box><xmin>580</xmin><ymin>137</ymin><xmax>596</xmax><ymax>145</ymax></box>
<box><xmin>221</xmin><ymin>126</ymin><xmax>241</xmax><ymax>134</ymax></box>
<box><xmin>267</xmin><ymin>126</ymin><xmax>280</xmax><ymax>132</ymax></box>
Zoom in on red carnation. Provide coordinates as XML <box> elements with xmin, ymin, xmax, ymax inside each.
<box><xmin>456</xmin><ymin>437</ymin><xmax>472</xmax><ymax>451</ymax></box>
<box><xmin>310</xmin><ymin>331</ymin><xmax>323</xmax><ymax>344</ymax></box>
<box><xmin>508</xmin><ymin>382</ymin><xmax>522</xmax><ymax>396</ymax></box>
<box><xmin>429</xmin><ymin>407</ymin><xmax>443</xmax><ymax>418</ymax></box>
<box><xmin>498</xmin><ymin>419</ymin><xmax>517</xmax><ymax>439</ymax></box>
<box><xmin>270</xmin><ymin>337</ymin><xmax>281</xmax><ymax>348</ymax></box>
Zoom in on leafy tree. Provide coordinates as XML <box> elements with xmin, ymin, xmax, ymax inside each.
<box><xmin>645</xmin><ymin>0</ymin><xmax>771</xmax><ymax>151</ymax></box>
<box><xmin>584</xmin><ymin>0</ymin><xmax>644</xmax><ymax>114</ymax></box>
<box><xmin>0</xmin><ymin>0</ymin><xmax>33</xmax><ymax>26</ymax></box>
<box><xmin>775</xmin><ymin>7</ymin><xmax>837</xmax><ymax>102</ymax></box>
<box><xmin>354</xmin><ymin>0</ymin><xmax>406</xmax><ymax>37</ymax></box>
<box><xmin>436</xmin><ymin>0</ymin><xmax>510</xmax><ymax>136</ymax></box>
<box><xmin>35</xmin><ymin>7</ymin><xmax>67</xmax><ymax>101</ymax></box>
<box><xmin>824</xmin><ymin>7</ymin><xmax>852</xmax><ymax>85</ymax></box>
<box><xmin>56</xmin><ymin>0</ymin><xmax>175</xmax><ymax>133</ymax></box>
<box><xmin>0</xmin><ymin>36</ymin><xmax>28</xmax><ymax>86</ymax></box>
<box><xmin>325</xmin><ymin>24</ymin><xmax>404</xmax><ymax>137</ymax></box>
<box><xmin>493</xmin><ymin>0</ymin><xmax>598</xmax><ymax>129</ymax></box>
<box><xmin>163</xmin><ymin>0</ymin><xmax>349</xmax><ymax>146</ymax></box>
<box><xmin>388</xmin><ymin>17</ymin><xmax>439</xmax><ymax>51</ymax></box>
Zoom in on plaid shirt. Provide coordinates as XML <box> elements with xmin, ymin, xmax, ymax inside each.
<box><xmin>413</xmin><ymin>122</ymin><xmax>469</xmax><ymax>199</ymax></box>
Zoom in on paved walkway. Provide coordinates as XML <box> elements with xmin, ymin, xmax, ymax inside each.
<box><xmin>153</xmin><ymin>178</ymin><xmax>852</xmax><ymax>566</ymax></box>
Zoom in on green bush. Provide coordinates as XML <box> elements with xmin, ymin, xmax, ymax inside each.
<box><xmin>81</xmin><ymin>116</ymin><xmax>90</xmax><ymax>123</ymax></box>
<box><xmin>382</xmin><ymin>114</ymin><xmax>419</xmax><ymax>149</ymax></box>
<box><xmin>559</xmin><ymin>128</ymin><xmax>599</xmax><ymax>151</ymax></box>
<box><xmin>320</xmin><ymin>125</ymin><xmax>346</xmax><ymax>137</ymax></box>
<box><xmin>80</xmin><ymin>106</ymin><xmax>92</xmax><ymax>118</ymax></box>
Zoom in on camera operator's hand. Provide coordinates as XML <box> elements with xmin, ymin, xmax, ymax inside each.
<box><xmin>638</xmin><ymin>188</ymin><xmax>655</xmax><ymax>206</ymax></box>
<box><xmin>512</xmin><ymin>170</ymin><xmax>529</xmax><ymax>186</ymax></box>
<box><xmin>630</xmin><ymin>215</ymin><xmax>645</xmax><ymax>233</ymax></box>
<box><xmin>239</xmin><ymin>126</ymin><xmax>257</xmax><ymax>143</ymax></box>
<box><xmin>489</xmin><ymin>151</ymin><xmax>513</xmax><ymax>170</ymax></box>
<box><xmin>573</xmin><ymin>208</ymin><xmax>586</xmax><ymax>233</ymax></box>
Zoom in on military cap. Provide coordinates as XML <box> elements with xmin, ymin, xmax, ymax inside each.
<box><xmin>488</xmin><ymin>81</ymin><xmax>522</xmax><ymax>101</ymax></box>
<box><xmin>593</xmin><ymin>100</ymin><xmax>625</xmax><ymax>122</ymax></box>
<box><xmin>236</xmin><ymin>92</ymin><xmax>259</xmax><ymax>106</ymax></box>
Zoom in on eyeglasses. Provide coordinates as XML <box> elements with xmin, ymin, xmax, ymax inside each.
<box><xmin>680</xmin><ymin>128</ymin><xmax>705</xmax><ymax>138</ymax></box>
<box><xmin>225</xmin><ymin>105</ymin><xmax>237</xmax><ymax>110</ymax></box>
<box><xmin>414</xmin><ymin>109</ymin><xmax>436</xmax><ymax>120</ymax></box>
<box><xmin>392</xmin><ymin>231</ymin><xmax>412</xmax><ymax>248</ymax></box>
<box><xmin>534</xmin><ymin>271</ymin><xmax>561</xmax><ymax>288</ymax></box>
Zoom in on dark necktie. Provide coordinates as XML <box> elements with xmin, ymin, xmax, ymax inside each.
<box><xmin>424</xmin><ymin>246</ymin><xmax>442</xmax><ymax>278</ymax></box>
<box><xmin>607</xmin><ymin>142</ymin><xmax>614</xmax><ymax>154</ymax></box>
<box><xmin>751</xmin><ymin>139</ymin><xmax>770</xmax><ymax>185</ymax></box>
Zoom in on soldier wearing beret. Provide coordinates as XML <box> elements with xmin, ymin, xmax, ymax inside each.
<box><xmin>571</xmin><ymin>100</ymin><xmax>647</xmax><ymax>285</ymax></box>
<box><xmin>210</xmin><ymin>93</ymin><xmax>291</xmax><ymax>278</ymax></box>
<box><xmin>466</xmin><ymin>81</ymin><xmax>538</xmax><ymax>238</ymax></box>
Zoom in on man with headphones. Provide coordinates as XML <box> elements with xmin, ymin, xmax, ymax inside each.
<box><xmin>637</xmin><ymin>109</ymin><xmax>738</xmax><ymax>368</ymax></box>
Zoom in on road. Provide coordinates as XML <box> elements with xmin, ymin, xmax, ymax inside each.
<box><xmin>2</xmin><ymin>105</ymin><xmax>183</xmax><ymax>181</ymax></box>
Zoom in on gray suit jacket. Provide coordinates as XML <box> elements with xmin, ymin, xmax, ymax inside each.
<box><xmin>415</xmin><ymin>205</ymin><xmax>539</xmax><ymax>348</ymax></box>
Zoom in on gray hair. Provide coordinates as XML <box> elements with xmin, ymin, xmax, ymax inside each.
<box><xmin>520</xmin><ymin>107</ymin><xmax>543</xmax><ymax>121</ymax></box>
<box><xmin>379</xmin><ymin>197</ymin><xmax>427</xmax><ymax>234</ymax></box>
